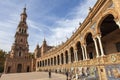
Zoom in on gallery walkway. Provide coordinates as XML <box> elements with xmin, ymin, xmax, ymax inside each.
<box><xmin>0</xmin><ymin>72</ymin><xmax>66</xmax><ymax>80</ymax></box>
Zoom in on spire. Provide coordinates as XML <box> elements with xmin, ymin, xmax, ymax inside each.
<box><xmin>21</xmin><ymin>5</ymin><xmax>27</xmax><ymax>22</ymax></box>
<box><xmin>43</xmin><ymin>38</ymin><xmax>46</xmax><ymax>46</ymax></box>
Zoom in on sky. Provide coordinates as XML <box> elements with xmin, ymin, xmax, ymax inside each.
<box><xmin>0</xmin><ymin>0</ymin><xmax>97</xmax><ymax>52</ymax></box>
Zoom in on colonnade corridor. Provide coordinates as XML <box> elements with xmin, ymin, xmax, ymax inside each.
<box><xmin>36</xmin><ymin>13</ymin><xmax>120</xmax><ymax>80</ymax></box>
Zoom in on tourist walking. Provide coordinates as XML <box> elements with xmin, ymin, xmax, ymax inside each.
<box><xmin>66</xmin><ymin>71</ymin><xmax>69</xmax><ymax>80</ymax></box>
<box><xmin>49</xmin><ymin>70</ymin><xmax>51</xmax><ymax>78</ymax></box>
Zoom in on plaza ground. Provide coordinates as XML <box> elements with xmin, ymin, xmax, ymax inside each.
<box><xmin>0</xmin><ymin>72</ymin><xmax>66</xmax><ymax>80</ymax></box>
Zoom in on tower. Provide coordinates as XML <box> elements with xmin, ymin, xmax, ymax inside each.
<box><xmin>11</xmin><ymin>7</ymin><xmax>29</xmax><ymax>58</ymax></box>
<box><xmin>4</xmin><ymin>7</ymin><xmax>32</xmax><ymax>73</ymax></box>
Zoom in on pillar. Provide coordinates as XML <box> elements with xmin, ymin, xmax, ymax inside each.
<box><xmin>81</xmin><ymin>46</ymin><xmax>85</xmax><ymax>60</ymax></box>
<box><xmin>83</xmin><ymin>44</ymin><xmax>88</xmax><ymax>59</ymax></box>
<box><xmin>68</xmin><ymin>50</ymin><xmax>71</xmax><ymax>64</ymax></box>
<box><xmin>97</xmin><ymin>35</ymin><xmax>105</xmax><ymax>56</ymax></box>
<box><xmin>93</xmin><ymin>38</ymin><xmax>100</xmax><ymax>57</ymax></box>
<box><xmin>53</xmin><ymin>58</ymin><xmax>54</xmax><ymax>66</ymax></box>
<box><xmin>56</xmin><ymin>56</ymin><xmax>58</xmax><ymax>65</ymax></box>
<box><xmin>74</xmin><ymin>49</ymin><xmax>78</xmax><ymax>62</ymax></box>
<box><xmin>64</xmin><ymin>55</ymin><xmax>66</xmax><ymax>64</ymax></box>
<box><xmin>59</xmin><ymin>55</ymin><xmax>61</xmax><ymax>65</ymax></box>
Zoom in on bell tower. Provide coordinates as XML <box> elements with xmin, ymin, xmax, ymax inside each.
<box><xmin>11</xmin><ymin>7</ymin><xmax>29</xmax><ymax>58</ymax></box>
<box><xmin>4</xmin><ymin>7</ymin><xmax>32</xmax><ymax>73</ymax></box>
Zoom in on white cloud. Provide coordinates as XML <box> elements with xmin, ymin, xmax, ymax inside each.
<box><xmin>0</xmin><ymin>0</ymin><xmax>97</xmax><ymax>52</ymax></box>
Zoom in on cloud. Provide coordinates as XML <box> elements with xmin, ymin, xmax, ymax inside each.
<box><xmin>0</xmin><ymin>0</ymin><xmax>97</xmax><ymax>52</ymax></box>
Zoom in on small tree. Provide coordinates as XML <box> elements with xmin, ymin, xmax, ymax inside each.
<box><xmin>0</xmin><ymin>49</ymin><xmax>6</xmax><ymax>73</ymax></box>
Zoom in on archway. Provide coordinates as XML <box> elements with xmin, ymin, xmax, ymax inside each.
<box><xmin>65</xmin><ymin>50</ymin><xmax>68</xmax><ymax>64</ymax></box>
<box><xmin>54</xmin><ymin>57</ymin><xmax>56</xmax><ymax>65</ymax></box>
<box><xmin>61</xmin><ymin>53</ymin><xmax>64</xmax><ymax>64</ymax></box>
<box><xmin>48</xmin><ymin>59</ymin><xmax>50</xmax><ymax>66</ymax></box>
<box><xmin>51</xmin><ymin>58</ymin><xmax>53</xmax><ymax>66</ymax></box>
<box><xmin>76</xmin><ymin>41</ymin><xmax>83</xmax><ymax>60</ymax></box>
<box><xmin>17</xmin><ymin>64</ymin><xmax>22</xmax><ymax>73</ymax></box>
<box><xmin>7</xmin><ymin>66</ymin><xmax>11</xmax><ymax>73</ymax></box>
<box><xmin>99</xmin><ymin>14</ymin><xmax>120</xmax><ymax>55</ymax></box>
<box><xmin>57</xmin><ymin>55</ymin><xmax>60</xmax><ymax>65</ymax></box>
<box><xmin>27</xmin><ymin>66</ymin><xmax>30</xmax><ymax>72</ymax></box>
<box><xmin>70</xmin><ymin>47</ymin><xmax>74</xmax><ymax>63</ymax></box>
<box><xmin>85</xmin><ymin>33</ymin><xmax>96</xmax><ymax>59</ymax></box>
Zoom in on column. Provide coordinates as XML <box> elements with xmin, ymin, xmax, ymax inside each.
<box><xmin>49</xmin><ymin>59</ymin><xmax>51</xmax><ymax>66</ymax></box>
<box><xmin>93</xmin><ymin>38</ymin><xmax>100</xmax><ymax>57</ymax></box>
<box><xmin>97</xmin><ymin>35</ymin><xmax>105</xmax><ymax>56</ymax></box>
<box><xmin>74</xmin><ymin>49</ymin><xmax>78</xmax><ymax>62</ymax></box>
<box><xmin>64</xmin><ymin>55</ymin><xmax>66</xmax><ymax>64</ymax></box>
<box><xmin>56</xmin><ymin>56</ymin><xmax>58</xmax><ymax>65</ymax></box>
<box><xmin>81</xmin><ymin>46</ymin><xmax>85</xmax><ymax>60</ymax></box>
<box><xmin>53</xmin><ymin>58</ymin><xmax>54</xmax><ymax>66</ymax></box>
<box><xmin>68</xmin><ymin>50</ymin><xmax>71</xmax><ymax>63</ymax></box>
<box><xmin>59</xmin><ymin>55</ymin><xmax>61</xmax><ymax>65</ymax></box>
<box><xmin>83</xmin><ymin>44</ymin><xmax>88</xmax><ymax>60</ymax></box>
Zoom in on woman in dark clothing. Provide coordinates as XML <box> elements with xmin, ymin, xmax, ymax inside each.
<box><xmin>49</xmin><ymin>71</ymin><xmax>51</xmax><ymax>78</ymax></box>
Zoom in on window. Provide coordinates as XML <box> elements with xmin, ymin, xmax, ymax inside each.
<box><xmin>18</xmin><ymin>52</ymin><xmax>22</xmax><ymax>57</ymax></box>
<box><xmin>116</xmin><ymin>42</ymin><xmax>120</xmax><ymax>52</ymax></box>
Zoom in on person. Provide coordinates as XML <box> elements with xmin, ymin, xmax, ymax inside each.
<box><xmin>49</xmin><ymin>70</ymin><xmax>51</xmax><ymax>78</ymax></box>
<box><xmin>0</xmin><ymin>73</ymin><xmax>2</xmax><ymax>78</ymax></box>
<box><xmin>66</xmin><ymin>71</ymin><xmax>68</xmax><ymax>80</ymax></box>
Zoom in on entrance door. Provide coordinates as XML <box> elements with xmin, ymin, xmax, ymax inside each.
<box><xmin>17</xmin><ymin>64</ymin><xmax>22</xmax><ymax>73</ymax></box>
<box><xmin>7</xmin><ymin>66</ymin><xmax>11</xmax><ymax>73</ymax></box>
<box><xmin>27</xmin><ymin>66</ymin><xmax>30</xmax><ymax>72</ymax></box>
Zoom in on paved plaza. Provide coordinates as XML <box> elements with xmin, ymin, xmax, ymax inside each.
<box><xmin>0</xmin><ymin>72</ymin><xmax>66</xmax><ymax>80</ymax></box>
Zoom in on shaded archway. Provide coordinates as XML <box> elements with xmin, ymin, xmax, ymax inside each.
<box><xmin>85</xmin><ymin>33</ymin><xmax>96</xmax><ymax>59</ymax></box>
<box><xmin>76</xmin><ymin>41</ymin><xmax>83</xmax><ymax>60</ymax></box>
<box><xmin>61</xmin><ymin>53</ymin><xmax>64</xmax><ymax>64</ymax></box>
<box><xmin>57</xmin><ymin>55</ymin><xmax>60</xmax><ymax>65</ymax></box>
<box><xmin>7</xmin><ymin>66</ymin><xmax>11</xmax><ymax>73</ymax></box>
<box><xmin>51</xmin><ymin>58</ymin><xmax>53</xmax><ymax>66</ymax></box>
<box><xmin>48</xmin><ymin>59</ymin><xmax>50</xmax><ymax>66</ymax></box>
<box><xmin>54</xmin><ymin>57</ymin><xmax>56</xmax><ymax>65</ymax></box>
<box><xmin>45</xmin><ymin>60</ymin><xmax>47</xmax><ymax>66</ymax></box>
<box><xmin>27</xmin><ymin>66</ymin><xmax>30</xmax><ymax>72</ymax></box>
<box><xmin>17</xmin><ymin>64</ymin><xmax>22</xmax><ymax>73</ymax></box>
<box><xmin>99</xmin><ymin>14</ymin><xmax>120</xmax><ymax>54</ymax></box>
<box><xmin>70</xmin><ymin>47</ymin><xmax>74</xmax><ymax>63</ymax></box>
<box><xmin>40</xmin><ymin>61</ymin><xmax>41</xmax><ymax>67</ymax></box>
<box><xmin>65</xmin><ymin>50</ymin><xmax>68</xmax><ymax>64</ymax></box>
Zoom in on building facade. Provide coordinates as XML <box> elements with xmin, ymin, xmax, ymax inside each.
<box><xmin>4</xmin><ymin>7</ymin><xmax>33</xmax><ymax>73</ymax></box>
<box><xmin>35</xmin><ymin>0</ymin><xmax>120</xmax><ymax>80</ymax></box>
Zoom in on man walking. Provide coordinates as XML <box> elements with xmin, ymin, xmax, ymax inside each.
<box><xmin>49</xmin><ymin>70</ymin><xmax>51</xmax><ymax>78</ymax></box>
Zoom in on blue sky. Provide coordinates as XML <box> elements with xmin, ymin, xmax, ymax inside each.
<box><xmin>0</xmin><ymin>0</ymin><xmax>97</xmax><ymax>52</ymax></box>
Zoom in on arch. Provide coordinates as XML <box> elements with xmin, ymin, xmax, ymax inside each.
<box><xmin>85</xmin><ymin>33</ymin><xmax>96</xmax><ymax>59</ymax></box>
<box><xmin>83</xmin><ymin>30</ymin><xmax>94</xmax><ymax>44</ymax></box>
<box><xmin>96</xmin><ymin>13</ymin><xmax>120</xmax><ymax>55</ymax></box>
<box><xmin>54</xmin><ymin>56</ymin><xmax>56</xmax><ymax>65</ymax></box>
<box><xmin>70</xmin><ymin>47</ymin><xmax>74</xmax><ymax>63</ymax></box>
<box><xmin>61</xmin><ymin>53</ymin><xmax>64</xmax><ymax>64</ymax></box>
<box><xmin>48</xmin><ymin>59</ymin><xmax>50</xmax><ymax>66</ymax></box>
<box><xmin>65</xmin><ymin>50</ymin><xmax>68</xmax><ymax>64</ymax></box>
<box><xmin>7</xmin><ymin>66</ymin><xmax>11</xmax><ymax>73</ymax></box>
<box><xmin>75</xmin><ymin>41</ymin><xmax>83</xmax><ymax>60</ymax></box>
<box><xmin>57</xmin><ymin>55</ymin><xmax>60</xmax><ymax>65</ymax></box>
<box><xmin>27</xmin><ymin>66</ymin><xmax>30</xmax><ymax>72</ymax></box>
<box><xmin>96</xmin><ymin>9</ymin><xmax>118</xmax><ymax>33</ymax></box>
<box><xmin>17</xmin><ymin>64</ymin><xmax>22</xmax><ymax>73</ymax></box>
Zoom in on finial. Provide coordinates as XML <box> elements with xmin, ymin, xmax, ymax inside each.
<box><xmin>89</xmin><ymin>7</ymin><xmax>92</xmax><ymax>11</ymax></box>
<box><xmin>23</xmin><ymin>4</ymin><xmax>27</xmax><ymax>13</ymax></box>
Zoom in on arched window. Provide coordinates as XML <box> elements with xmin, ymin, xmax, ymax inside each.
<box><xmin>18</xmin><ymin>51</ymin><xmax>22</xmax><ymax>57</ymax></box>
